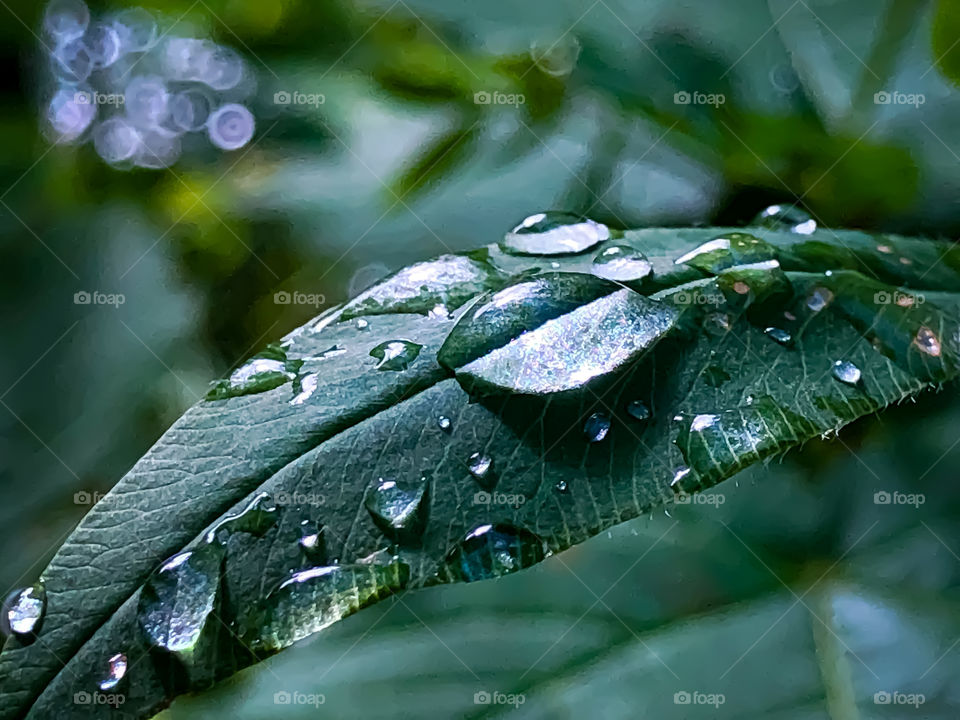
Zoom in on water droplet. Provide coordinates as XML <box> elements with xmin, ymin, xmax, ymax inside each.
<box><xmin>84</xmin><ymin>22</ymin><xmax>122</xmax><ymax>68</ymax></box>
<box><xmin>205</xmin><ymin>491</ymin><xmax>278</xmax><ymax>545</ymax></box>
<box><xmin>467</xmin><ymin>452</ymin><xmax>495</xmax><ymax>489</ymax></box>
<box><xmin>370</xmin><ymin>339</ymin><xmax>422</xmax><ymax>371</ymax></box>
<box><xmin>914</xmin><ymin>327</ymin><xmax>942</xmax><ymax>357</ymax></box>
<box><xmin>899</xmin><ymin>257</ymin><xmax>912</xmax><ymax>266</ymax></box>
<box><xmin>529</xmin><ymin>35</ymin><xmax>581</xmax><ymax>77</ymax></box>
<box><xmin>876</xmin><ymin>244</ymin><xmax>893</xmax><ymax>254</ymax></box>
<box><xmin>137</xmin><ymin>546</ymin><xmax>223</xmax><ymax>656</ymax></box>
<box><xmin>356</xmin><ymin>318</ymin><xmax>369</xmax><ymax>330</ymax></box>
<box><xmin>290</xmin><ymin>372</ymin><xmax>319</xmax><ymax>406</ymax></box>
<box><xmin>207</xmin><ymin>103</ymin><xmax>255</xmax><ymax>151</ymax></box>
<box><xmin>437</xmin><ymin>415</ymin><xmax>452</xmax><ymax>433</ymax></box>
<box><xmin>364</xmin><ymin>478</ymin><xmax>429</xmax><ymax>544</ymax></box>
<box><xmin>1</xmin><ymin>584</ymin><xmax>46</xmax><ymax>643</ymax></box>
<box><xmin>199</xmin><ymin>46</ymin><xmax>244</xmax><ymax>91</ymax></box>
<box><xmin>46</xmin><ymin>88</ymin><xmax>96</xmax><ymax>143</ymax></box>
<box><xmin>806</xmin><ymin>286</ymin><xmax>834</xmax><ymax>312</ymax></box>
<box><xmin>675</xmin><ymin>232</ymin><xmax>776</xmax><ymax>274</ymax></box>
<box><xmin>248</xmin><ymin>560</ymin><xmax>409</xmax><ymax>653</ymax></box>
<box><xmin>428</xmin><ymin>304</ymin><xmax>450</xmax><ymax>319</ymax></box>
<box><xmin>555</xmin><ymin>480</ymin><xmax>568</xmax><ymax>493</ymax></box>
<box><xmin>626</xmin><ymin>400</ymin><xmax>651</xmax><ymax>421</ymax></box>
<box><xmin>206</xmin><ymin>343</ymin><xmax>302</xmax><ymax>400</ymax></box>
<box><xmin>51</xmin><ymin>37</ymin><xmax>93</xmax><ymax>82</ymax></box>
<box><xmin>44</xmin><ymin>0</ymin><xmax>90</xmax><ymax>43</ymax></box>
<box><xmin>591</xmin><ymin>245</ymin><xmax>652</xmax><ymax>282</ymax></box>
<box><xmin>438</xmin><ymin>524</ymin><xmax>547</xmax><ymax>582</ymax></box>
<box><xmin>110</xmin><ymin>8</ymin><xmax>158</xmax><ymax>52</ymax></box>
<box><xmin>583</xmin><ymin>412</ymin><xmax>611</xmax><ymax>442</ymax></box>
<box><xmin>170</xmin><ymin>88</ymin><xmax>213</xmax><ymax>132</ymax></box>
<box><xmin>124</xmin><ymin>75</ymin><xmax>169</xmax><ymax>126</ymax></box>
<box><xmin>832</xmin><ymin>360</ymin><xmax>862</xmax><ymax>386</ymax></box>
<box><xmin>99</xmin><ymin>653</ymin><xmax>127</xmax><ymax>691</ymax></box>
<box><xmin>93</xmin><ymin>117</ymin><xmax>142</xmax><ymax>165</ymax></box>
<box><xmin>753</xmin><ymin>204</ymin><xmax>817</xmax><ymax>234</ymax></box>
<box><xmin>501</xmin><ymin>212</ymin><xmax>610</xmax><ymax>256</ymax></box>
<box><xmin>671</xmin><ymin>467</ymin><xmax>691</xmax><ymax>490</ymax></box>
<box><xmin>298</xmin><ymin>520</ymin><xmax>326</xmax><ymax>563</ymax></box>
<box><xmin>764</xmin><ymin>327</ymin><xmax>793</xmax><ymax>346</ymax></box>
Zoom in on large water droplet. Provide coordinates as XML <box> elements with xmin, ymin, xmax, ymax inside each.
<box><xmin>591</xmin><ymin>245</ymin><xmax>652</xmax><ymax>282</ymax></box>
<box><xmin>1</xmin><ymin>583</ymin><xmax>46</xmax><ymax>643</ymax></box>
<box><xmin>124</xmin><ymin>75</ymin><xmax>169</xmax><ymax>126</ymax></box>
<box><xmin>51</xmin><ymin>38</ymin><xmax>93</xmax><ymax>83</ymax></box>
<box><xmin>206</xmin><ymin>343</ymin><xmax>302</xmax><ymax>400</ymax></box>
<box><xmin>44</xmin><ymin>0</ymin><xmax>90</xmax><ymax>43</ymax></box>
<box><xmin>370</xmin><ymin>340</ymin><xmax>422</xmax><ymax>371</ymax></box>
<box><xmin>437</xmin><ymin>415</ymin><xmax>452</xmax><ymax>433</ymax></box>
<box><xmin>832</xmin><ymin>360</ymin><xmax>862</xmax><ymax>386</ymax></box>
<box><xmin>501</xmin><ymin>212</ymin><xmax>610</xmax><ymax>256</ymax></box>
<box><xmin>583</xmin><ymin>412</ymin><xmax>611</xmax><ymax>442</ymax></box>
<box><xmin>364</xmin><ymin>477</ymin><xmax>429</xmax><ymax>544</ymax></box>
<box><xmin>529</xmin><ymin>35</ymin><xmax>581</xmax><ymax>77</ymax></box>
<box><xmin>207</xmin><ymin>103</ymin><xmax>255</xmax><ymax>151</ymax></box>
<box><xmin>170</xmin><ymin>88</ymin><xmax>213</xmax><ymax>132</ymax></box>
<box><xmin>110</xmin><ymin>8</ymin><xmax>158</xmax><ymax>52</ymax></box>
<box><xmin>93</xmin><ymin>117</ymin><xmax>142</xmax><ymax>165</ymax></box>
<box><xmin>46</xmin><ymin>88</ymin><xmax>96</xmax><ymax>143</ymax></box>
<box><xmin>437</xmin><ymin>524</ymin><xmax>548</xmax><ymax>582</ymax></box>
<box><xmin>914</xmin><ymin>327</ymin><xmax>942</xmax><ymax>357</ymax></box>
<box><xmin>467</xmin><ymin>453</ymin><xmax>496</xmax><ymax>489</ymax></box>
<box><xmin>753</xmin><ymin>204</ymin><xmax>817</xmax><ymax>234</ymax></box>
<box><xmin>298</xmin><ymin>520</ymin><xmax>326</xmax><ymax>563</ymax></box>
<box><xmin>137</xmin><ymin>545</ymin><xmax>223</xmax><ymax>659</ymax></box>
<box><xmin>675</xmin><ymin>232</ymin><xmax>776</xmax><ymax>274</ymax></box>
<box><xmin>99</xmin><ymin>653</ymin><xmax>128</xmax><ymax>691</ymax></box>
<box><xmin>205</xmin><ymin>492</ymin><xmax>278</xmax><ymax>545</ymax></box>
<box><xmin>248</xmin><ymin>560</ymin><xmax>409</xmax><ymax>654</ymax></box>
<box><xmin>806</xmin><ymin>286</ymin><xmax>834</xmax><ymax>312</ymax></box>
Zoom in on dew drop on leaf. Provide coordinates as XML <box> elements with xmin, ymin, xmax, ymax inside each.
<box><xmin>591</xmin><ymin>245</ymin><xmax>652</xmax><ymax>281</ymax></box>
<box><xmin>1</xmin><ymin>583</ymin><xmax>46</xmax><ymax>644</ymax></box>
<box><xmin>98</xmin><ymin>653</ymin><xmax>127</xmax><ymax>691</ymax></box>
<box><xmin>500</xmin><ymin>211</ymin><xmax>610</xmax><ymax>256</ymax></box>
<box><xmin>437</xmin><ymin>415</ymin><xmax>452</xmax><ymax>433</ymax></box>
<box><xmin>205</xmin><ymin>491</ymin><xmax>278</xmax><ymax>545</ymax></box>
<box><xmin>298</xmin><ymin>520</ymin><xmax>326</xmax><ymax>564</ymax></box>
<box><xmin>832</xmin><ymin>360</ymin><xmax>862</xmax><ymax>386</ymax></box>
<box><xmin>290</xmin><ymin>372</ymin><xmax>318</xmax><ymax>406</ymax></box>
<box><xmin>753</xmin><ymin>204</ymin><xmax>817</xmax><ymax>234</ymax></box>
<box><xmin>206</xmin><ymin>343</ymin><xmax>302</xmax><ymax>400</ymax></box>
<box><xmin>356</xmin><ymin>318</ymin><xmax>369</xmax><ymax>330</ymax></box>
<box><xmin>363</xmin><ymin>477</ymin><xmax>429</xmax><ymax>544</ymax></box>
<box><xmin>369</xmin><ymin>340</ymin><xmax>422</xmax><ymax>371</ymax></box>
<box><xmin>467</xmin><ymin>452</ymin><xmax>496</xmax><ymax>489</ymax></box>
<box><xmin>555</xmin><ymin>480</ymin><xmax>568</xmax><ymax>493</ymax></box>
<box><xmin>437</xmin><ymin>523</ymin><xmax>548</xmax><ymax>582</ymax></box>
<box><xmin>626</xmin><ymin>400</ymin><xmax>651</xmax><ymax>421</ymax></box>
<box><xmin>583</xmin><ymin>412</ymin><xmax>611</xmax><ymax>442</ymax></box>
<box><xmin>764</xmin><ymin>327</ymin><xmax>793</xmax><ymax>346</ymax></box>
<box><xmin>914</xmin><ymin>327</ymin><xmax>942</xmax><ymax>357</ymax></box>
<box><xmin>806</xmin><ymin>286</ymin><xmax>834</xmax><ymax>313</ymax></box>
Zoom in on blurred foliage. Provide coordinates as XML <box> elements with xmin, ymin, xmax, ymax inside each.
<box><xmin>1</xmin><ymin>0</ymin><xmax>960</xmax><ymax>716</ymax></box>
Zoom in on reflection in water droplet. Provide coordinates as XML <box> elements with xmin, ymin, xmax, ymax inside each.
<box><xmin>468</xmin><ymin>453</ymin><xmax>495</xmax><ymax>489</ymax></box>
<box><xmin>529</xmin><ymin>35</ymin><xmax>581</xmax><ymax>76</ymax></box>
<box><xmin>832</xmin><ymin>360</ymin><xmax>862</xmax><ymax>386</ymax></box>
<box><xmin>753</xmin><ymin>204</ymin><xmax>817</xmax><ymax>234</ymax></box>
<box><xmin>591</xmin><ymin>245</ymin><xmax>652</xmax><ymax>282</ymax></box>
<box><xmin>764</xmin><ymin>327</ymin><xmax>793</xmax><ymax>346</ymax></box>
<box><xmin>47</xmin><ymin>88</ymin><xmax>96</xmax><ymax>143</ymax></box>
<box><xmin>501</xmin><ymin>211</ymin><xmax>610</xmax><ymax>256</ymax></box>
<box><xmin>438</xmin><ymin>415</ymin><xmax>452</xmax><ymax>433</ymax></box>
<box><xmin>170</xmin><ymin>88</ymin><xmax>213</xmax><ymax>131</ymax></box>
<box><xmin>206</xmin><ymin>343</ymin><xmax>302</xmax><ymax>400</ymax></box>
<box><xmin>438</xmin><ymin>523</ymin><xmax>547</xmax><ymax>582</ymax></box>
<box><xmin>207</xmin><ymin>103</ymin><xmax>255</xmax><ymax>150</ymax></box>
<box><xmin>99</xmin><ymin>653</ymin><xmax>128</xmax><ymax>691</ymax></box>
<box><xmin>583</xmin><ymin>412</ymin><xmax>611</xmax><ymax>442</ymax></box>
<box><xmin>806</xmin><ymin>287</ymin><xmax>834</xmax><ymax>312</ymax></box>
<box><xmin>370</xmin><ymin>340</ymin><xmax>422</xmax><ymax>371</ymax></box>
<box><xmin>364</xmin><ymin>477</ymin><xmax>429</xmax><ymax>544</ymax></box>
<box><xmin>356</xmin><ymin>318</ymin><xmax>369</xmax><ymax>330</ymax></box>
<box><xmin>205</xmin><ymin>491</ymin><xmax>278</xmax><ymax>545</ymax></box>
<box><xmin>555</xmin><ymin>480</ymin><xmax>568</xmax><ymax>493</ymax></box>
<box><xmin>1</xmin><ymin>584</ymin><xmax>46</xmax><ymax>643</ymax></box>
<box><xmin>626</xmin><ymin>400</ymin><xmax>651</xmax><ymax>421</ymax></box>
<box><xmin>914</xmin><ymin>327</ymin><xmax>942</xmax><ymax>357</ymax></box>
<box><xmin>298</xmin><ymin>520</ymin><xmax>326</xmax><ymax>563</ymax></box>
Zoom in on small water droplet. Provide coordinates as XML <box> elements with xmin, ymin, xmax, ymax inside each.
<box><xmin>428</xmin><ymin>304</ymin><xmax>450</xmax><ymax>319</ymax></box>
<box><xmin>832</xmin><ymin>360</ymin><xmax>862</xmax><ymax>386</ymax></box>
<box><xmin>591</xmin><ymin>245</ymin><xmax>652</xmax><ymax>282</ymax></box>
<box><xmin>764</xmin><ymin>327</ymin><xmax>793</xmax><ymax>346</ymax></box>
<box><xmin>1</xmin><ymin>583</ymin><xmax>46</xmax><ymax>643</ymax></box>
<box><xmin>370</xmin><ymin>340</ymin><xmax>422</xmax><ymax>371</ymax></box>
<box><xmin>583</xmin><ymin>412</ymin><xmax>611</xmax><ymax>442</ymax></box>
<box><xmin>753</xmin><ymin>204</ymin><xmax>817</xmax><ymax>234</ymax></box>
<box><xmin>207</xmin><ymin>103</ymin><xmax>255</xmax><ymax>151</ymax></box>
<box><xmin>356</xmin><ymin>318</ymin><xmax>369</xmax><ymax>330</ymax></box>
<box><xmin>529</xmin><ymin>35</ymin><xmax>581</xmax><ymax>77</ymax></box>
<box><xmin>626</xmin><ymin>400</ymin><xmax>651</xmax><ymax>421</ymax></box>
<box><xmin>364</xmin><ymin>478</ymin><xmax>429</xmax><ymax>544</ymax></box>
<box><xmin>555</xmin><ymin>480</ymin><xmax>569</xmax><ymax>493</ymax></box>
<box><xmin>437</xmin><ymin>416</ymin><xmax>452</xmax><ymax>433</ymax></box>
<box><xmin>290</xmin><ymin>372</ymin><xmax>318</xmax><ymax>406</ymax></box>
<box><xmin>298</xmin><ymin>520</ymin><xmax>326</xmax><ymax>563</ymax></box>
<box><xmin>876</xmin><ymin>244</ymin><xmax>893</xmax><ymax>254</ymax></box>
<box><xmin>914</xmin><ymin>327</ymin><xmax>942</xmax><ymax>357</ymax></box>
<box><xmin>99</xmin><ymin>653</ymin><xmax>128</xmax><ymax>691</ymax></box>
<box><xmin>806</xmin><ymin>287</ymin><xmax>834</xmax><ymax>313</ymax></box>
<box><xmin>205</xmin><ymin>491</ymin><xmax>278</xmax><ymax>545</ymax></box>
<box><xmin>501</xmin><ymin>211</ymin><xmax>610</xmax><ymax>256</ymax></box>
<box><xmin>467</xmin><ymin>453</ymin><xmax>495</xmax><ymax>489</ymax></box>
<box><xmin>670</xmin><ymin>467</ymin><xmax>692</xmax><ymax>489</ymax></box>
<box><xmin>899</xmin><ymin>257</ymin><xmax>912</xmax><ymax>266</ymax></box>
<box><xmin>438</xmin><ymin>523</ymin><xmax>548</xmax><ymax>582</ymax></box>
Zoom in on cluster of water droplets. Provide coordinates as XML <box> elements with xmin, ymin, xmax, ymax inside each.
<box><xmin>40</xmin><ymin>0</ymin><xmax>256</xmax><ymax>168</ymax></box>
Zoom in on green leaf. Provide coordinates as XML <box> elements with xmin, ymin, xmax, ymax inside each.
<box><xmin>2</xmin><ymin>221</ymin><xmax>959</xmax><ymax>719</ymax></box>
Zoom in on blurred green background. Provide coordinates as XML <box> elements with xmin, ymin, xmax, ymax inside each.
<box><xmin>2</xmin><ymin>0</ymin><xmax>960</xmax><ymax>716</ymax></box>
